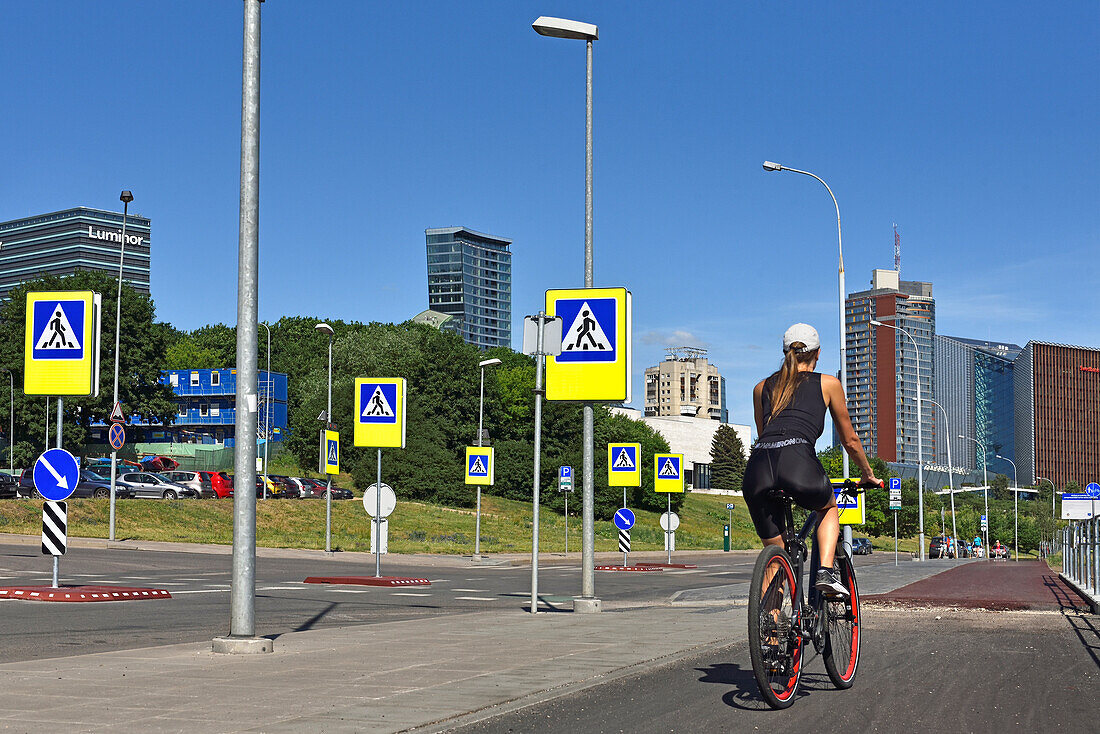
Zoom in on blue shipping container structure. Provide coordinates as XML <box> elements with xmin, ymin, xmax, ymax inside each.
<box><xmin>89</xmin><ymin>368</ymin><xmax>288</xmax><ymax>447</ymax></box>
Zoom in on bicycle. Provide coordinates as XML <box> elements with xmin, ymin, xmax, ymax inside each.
<box><xmin>747</xmin><ymin>478</ymin><xmax>878</xmax><ymax>709</ymax></box>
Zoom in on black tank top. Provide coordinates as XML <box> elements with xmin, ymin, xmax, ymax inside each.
<box><xmin>759</xmin><ymin>372</ymin><xmax>827</xmax><ymax>443</ymax></box>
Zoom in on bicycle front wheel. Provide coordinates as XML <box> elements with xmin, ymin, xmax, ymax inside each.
<box><xmin>748</xmin><ymin>545</ymin><xmax>803</xmax><ymax>709</ymax></box>
<box><xmin>822</xmin><ymin>555</ymin><xmax>861</xmax><ymax>688</ymax></box>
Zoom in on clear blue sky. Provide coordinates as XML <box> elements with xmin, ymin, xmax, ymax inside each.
<box><xmin>3</xmin><ymin>2</ymin><xmax>1097</xmax><ymax>431</ymax></box>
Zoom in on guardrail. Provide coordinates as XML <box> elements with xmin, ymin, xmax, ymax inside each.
<box><xmin>1059</xmin><ymin>519</ymin><xmax>1100</xmax><ymax>613</ymax></box>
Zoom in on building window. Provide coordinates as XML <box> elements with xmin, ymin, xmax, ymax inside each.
<box><xmin>199</xmin><ymin>403</ymin><xmax>209</xmax><ymax>417</ymax></box>
<box><xmin>210</xmin><ymin>404</ymin><xmax>220</xmax><ymax>417</ymax></box>
<box><xmin>191</xmin><ymin>372</ymin><xmax>200</xmax><ymax>387</ymax></box>
<box><xmin>177</xmin><ymin>404</ymin><xmax>186</xmax><ymax>418</ymax></box>
<box><xmin>211</xmin><ymin>371</ymin><xmax>220</xmax><ymax>387</ymax></box>
<box><xmin>170</xmin><ymin>373</ymin><xmax>179</xmax><ymax>387</ymax></box>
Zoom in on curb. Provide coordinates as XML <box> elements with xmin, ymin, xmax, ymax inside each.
<box><xmin>1059</xmin><ymin>572</ymin><xmax>1100</xmax><ymax>614</ymax></box>
<box><xmin>0</xmin><ymin>585</ymin><xmax>171</xmax><ymax>602</ymax></box>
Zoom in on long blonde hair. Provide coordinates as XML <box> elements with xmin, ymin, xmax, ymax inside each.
<box><xmin>764</xmin><ymin>342</ymin><xmax>819</xmax><ymax>422</ymax></box>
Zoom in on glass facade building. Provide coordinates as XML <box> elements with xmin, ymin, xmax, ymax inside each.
<box><xmin>425</xmin><ymin>226</ymin><xmax>512</xmax><ymax>349</ymax></box>
<box><xmin>0</xmin><ymin>207</ymin><xmax>151</xmax><ymax>298</ymax></box>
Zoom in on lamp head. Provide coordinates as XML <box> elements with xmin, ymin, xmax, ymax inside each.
<box><xmin>120</xmin><ymin>190</ymin><xmax>134</xmax><ymax>204</ymax></box>
<box><xmin>314</xmin><ymin>323</ymin><xmax>334</xmax><ymax>336</ymax></box>
<box><xmin>762</xmin><ymin>161</ymin><xmax>783</xmax><ymax>172</ymax></box>
<box><xmin>479</xmin><ymin>358</ymin><xmax>503</xmax><ymax>369</ymax></box>
<box><xmin>532</xmin><ymin>16</ymin><xmax>598</xmax><ymax>40</ymax></box>
<box><xmin>870</xmin><ymin>319</ymin><xmax>884</xmax><ymax>327</ymax></box>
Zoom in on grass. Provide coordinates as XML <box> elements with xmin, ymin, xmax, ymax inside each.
<box><xmin>0</xmin><ymin>491</ymin><xmax>935</xmax><ymax>555</ymax></box>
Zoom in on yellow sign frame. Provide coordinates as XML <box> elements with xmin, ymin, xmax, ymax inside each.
<box><xmin>607</xmin><ymin>443</ymin><xmax>641</xmax><ymax>487</ymax></box>
<box><xmin>831</xmin><ymin>479</ymin><xmax>866</xmax><ymax>525</ymax></box>
<box><xmin>465</xmin><ymin>446</ymin><xmax>494</xmax><ymax>486</ymax></box>
<box><xmin>654</xmin><ymin>453</ymin><xmax>684</xmax><ymax>493</ymax></box>
<box><xmin>353</xmin><ymin>378</ymin><xmax>407</xmax><ymax>448</ymax></box>
<box><xmin>24</xmin><ymin>290</ymin><xmax>101</xmax><ymax>397</ymax></box>
<box><xmin>545</xmin><ymin>287</ymin><xmax>631</xmax><ymax>402</ymax></box>
<box><xmin>320</xmin><ymin>429</ymin><xmax>340</xmax><ymax>475</ymax></box>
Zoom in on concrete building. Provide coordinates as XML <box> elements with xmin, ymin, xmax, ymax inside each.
<box><xmin>644</xmin><ymin>347</ymin><xmax>727</xmax><ymax>422</ymax></box>
<box><xmin>934</xmin><ymin>335</ymin><xmax>1021</xmax><ymax>474</ymax></box>
<box><xmin>1014</xmin><ymin>341</ymin><xmax>1100</xmax><ymax>487</ymax></box>
<box><xmin>425</xmin><ymin>226</ymin><xmax>512</xmax><ymax>349</ymax></box>
<box><xmin>0</xmin><ymin>207</ymin><xmax>151</xmax><ymax>298</ymax></box>
<box><xmin>612</xmin><ymin>407</ymin><xmax>749</xmax><ymax>490</ymax></box>
<box><xmin>846</xmin><ymin>269</ymin><xmax>936</xmax><ymax>464</ymax></box>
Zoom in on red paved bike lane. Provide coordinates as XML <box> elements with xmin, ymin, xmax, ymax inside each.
<box><xmin>866</xmin><ymin>560</ymin><xmax>1084</xmax><ymax>611</ymax></box>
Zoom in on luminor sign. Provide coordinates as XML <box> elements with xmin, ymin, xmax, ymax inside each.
<box><xmin>87</xmin><ymin>226</ymin><xmax>144</xmax><ymax>246</ymax></box>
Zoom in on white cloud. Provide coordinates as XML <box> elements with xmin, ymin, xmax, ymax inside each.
<box><xmin>640</xmin><ymin>329</ymin><xmax>707</xmax><ymax>347</ymax></box>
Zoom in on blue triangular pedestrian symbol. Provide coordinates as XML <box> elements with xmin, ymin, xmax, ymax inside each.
<box><xmin>659</xmin><ymin>458</ymin><xmax>679</xmax><ymax>477</ymax></box>
<box><xmin>614</xmin><ymin>448</ymin><xmax>635</xmax><ymax>469</ymax></box>
<box><xmin>469</xmin><ymin>456</ymin><xmax>487</xmax><ymax>475</ymax></box>
<box><xmin>327</xmin><ymin>441</ymin><xmax>338</xmax><ymax>464</ymax></box>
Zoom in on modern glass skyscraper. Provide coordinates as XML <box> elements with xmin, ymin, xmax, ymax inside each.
<box><xmin>0</xmin><ymin>207</ymin><xmax>151</xmax><ymax>298</ymax></box>
<box><xmin>845</xmin><ymin>269</ymin><xmax>935</xmax><ymax>464</ymax></box>
<box><xmin>425</xmin><ymin>226</ymin><xmax>512</xmax><ymax>349</ymax></box>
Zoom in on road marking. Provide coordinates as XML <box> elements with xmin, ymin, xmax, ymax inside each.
<box><xmin>171</xmin><ymin>589</ymin><xmax>230</xmax><ymax>595</ymax></box>
<box><xmin>455</xmin><ymin>596</ymin><xmax>495</xmax><ymax>601</ymax></box>
<box><xmin>429</xmin><ymin>579</ymin><xmax>450</xmax><ymax>583</ymax></box>
<box><xmin>452</xmin><ymin>588</ymin><xmax>487</xmax><ymax>592</ymax></box>
<box><xmin>257</xmin><ymin>586</ymin><xmax>308</xmax><ymax>591</ymax></box>
<box><xmin>391</xmin><ymin>592</ymin><xmax>431</xmax><ymax>597</ymax></box>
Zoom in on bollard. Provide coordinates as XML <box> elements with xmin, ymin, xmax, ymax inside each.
<box><xmin>723</xmin><ymin>524</ymin><xmax>730</xmax><ymax>552</ymax></box>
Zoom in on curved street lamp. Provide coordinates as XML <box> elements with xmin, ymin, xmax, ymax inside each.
<box><xmin>997</xmin><ymin>454</ymin><xmax>1020</xmax><ymax>561</ymax></box>
<box><xmin>960</xmin><ymin>434</ymin><xmax>990</xmax><ymax>558</ymax></box>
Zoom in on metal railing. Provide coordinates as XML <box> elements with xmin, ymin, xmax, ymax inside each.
<box><xmin>1060</xmin><ymin>519</ymin><xmax>1100</xmax><ymax>598</ymax></box>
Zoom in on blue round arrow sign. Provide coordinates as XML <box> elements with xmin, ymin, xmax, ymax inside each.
<box><xmin>33</xmin><ymin>448</ymin><xmax>80</xmax><ymax>502</ymax></box>
<box><xmin>613</xmin><ymin>508</ymin><xmax>635</xmax><ymax>531</ymax></box>
<box><xmin>1087</xmin><ymin>483</ymin><xmax>1100</xmax><ymax>498</ymax></box>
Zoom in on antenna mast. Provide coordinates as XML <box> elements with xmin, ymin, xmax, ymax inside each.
<box><xmin>893</xmin><ymin>223</ymin><xmax>901</xmax><ymax>274</ymax></box>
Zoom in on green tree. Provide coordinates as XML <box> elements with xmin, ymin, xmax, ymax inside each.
<box><xmin>991</xmin><ymin>473</ymin><xmax>1010</xmax><ymax>501</ymax></box>
<box><xmin>709</xmin><ymin>424</ymin><xmax>747</xmax><ymax>492</ymax></box>
<box><xmin>0</xmin><ymin>271</ymin><xmax>177</xmax><ymax>466</ymax></box>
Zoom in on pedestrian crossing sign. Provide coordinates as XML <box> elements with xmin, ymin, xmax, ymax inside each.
<box><xmin>653</xmin><ymin>453</ymin><xmax>684</xmax><ymax>493</ymax></box>
<box><xmin>545</xmin><ymin>287</ymin><xmax>631</xmax><ymax>402</ymax></box>
<box><xmin>354</xmin><ymin>378</ymin><xmax>406</xmax><ymax>448</ymax></box>
<box><xmin>24</xmin><ymin>291</ymin><xmax>102</xmax><ymax>396</ymax></box>
<box><xmin>831</xmin><ymin>479</ymin><xmax>866</xmax><ymax>525</ymax></box>
<box><xmin>320</xmin><ymin>429</ymin><xmax>340</xmax><ymax>475</ymax></box>
<box><xmin>607</xmin><ymin>443</ymin><xmax>641</xmax><ymax>487</ymax></box>
<box><xmin>465</xmin><ymin>447</ymin><xmax>494</xmax><ymax>486</ymax></box>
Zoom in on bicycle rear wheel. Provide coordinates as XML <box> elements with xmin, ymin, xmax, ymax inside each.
<box><xmin>822</xmin><ymin>554</ymin><xmax>860</xmax><ymax>688</ymax></box>
<box><xmin>748</xmin><ymin>545</ymin><xmax>803</xmax><ymax>709</ymax></box>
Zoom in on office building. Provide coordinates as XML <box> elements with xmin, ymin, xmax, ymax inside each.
<box><xmin>425</xmin><ymin>226</ymin><xmax>512</xmax><ymax>349</ymax></box>
<box><xmin>1014</xmin><ymin>341</ymin><xmax>1100</xmax><ymax>487</ymax></box>
<box><xmin>845</xmin><ymin>269</ymin><xmax>935</xmax><ymax>463</ymax></box>
<box><xmin>0</xmin><ymin>207</ymin><xmax>151</xmax><ymax>298</ymax></box>
<box><xmin>644</xmin><ymin>347</ymin><xmax>727</xmax><ymax>422</ymax></box>
<box><xmin>934</xmin><ymin>335</ymin><xmax>1021</xmax><ymax>473</ymax></box>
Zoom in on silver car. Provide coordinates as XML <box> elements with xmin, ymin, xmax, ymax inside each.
<box><xmin>119</xmin><ymin>472</ymin><xmax>199</xmax><ymax>500</ymax></box>
<box><xmin>163</xmin><ymin>470</ymin><xmax>215</xmax><ymax>498</ymax></box>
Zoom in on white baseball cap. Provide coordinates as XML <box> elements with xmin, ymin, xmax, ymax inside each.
<box><xmin>783</xmin><ymin>323</ymin><xmax>820</xmax><ymax>353</ymax></box>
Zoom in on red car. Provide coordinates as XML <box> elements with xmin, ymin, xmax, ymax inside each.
<box><xmin>197</xmin><ymin>471</ymin><xmax>234</xmax><ymax>498</ymax></box>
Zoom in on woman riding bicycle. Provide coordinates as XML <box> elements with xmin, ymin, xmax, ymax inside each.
<box><xmin>744</xmin><ymin>323</ymin><xmax>879</xmax><ymax>597</ymax></box>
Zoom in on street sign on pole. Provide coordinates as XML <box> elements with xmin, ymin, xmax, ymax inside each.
<box><xmin>465</xmin><ymin>447</ymin><xmax>494</xmax><ymax>486</ymax></box>
<box><xmin>41</xmin><ymin>501</ymin><xmax>67</xmax><ymax>556</ymax></box>
<box><xmin>23</xmin><ymin>291</ymin><xmax>102</xmax><ymax>397</ymax></box>
<box><xmin>1087</xmin><ymin>483</ymin><xmax>1100</xmax><ymax>498</ymax></box>
<box><xmin>319</xmin><ymin>429</ymin><xmax>340</xmax><ymax>475</ymax></box>
<box><xmin>545</xmin><ymin>287</ymin><xmax>632</xmax><ymax>402</ymax></box>
<box><xmin>613</xmin><ymin>507</ymin><xmax>635</xmax><ymax>531</ymax></box>
<box><xmin>832</xmin><ymin>479</ymin><xmax>866</xmax><ymax>525</ymax></box>
<box><xmin>353</xmin><ymin>378</ymin><xmax>406</xmax><ymax>448</ymax></box>
<box><xmin>108</xmin><ymin>423</ymin><xmax>126</xmax><ymax>451</ymax></box>
<box><xmin>653</xmin><ymin>454</ymin><xmax>684</xmax><ymax>493</ymax></box>
<box><xmin>607</xmin><ymin>443</ymin><xmax>641</xmax><ymax>487</ymax></box>
<box><xmin>109</xmin><ymin>402</ymin><xmax>125</xmax><ymax>423</ymax></box>
<box><xmin>559</xmin><ymin>465</ymin><xmax>573</xmax><ymax>492</ymax></box>
<box><xmin>33</xmin><ymin>449</ymin><xmax>79</xmax><ymax>502</ymax></box>
<box><xmin>363</xmin><ymin>482</ymin><xmax>396</xmax><ymax>517</ymax></box>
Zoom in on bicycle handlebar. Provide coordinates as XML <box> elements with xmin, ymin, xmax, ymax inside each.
<box><xmin>833</xmin><ymin>478</ymin><xmax>885</xmax><ymax>496</ymax></box>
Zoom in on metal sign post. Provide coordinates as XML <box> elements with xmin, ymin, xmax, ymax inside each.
<box><xmin>889</xmin><ymin>478</ymin><xmax>902</xmax><ymax>566</ymax></box>
<box><xmin>353</xmin><ymin>377</ymin><xmax>407</xmax><ymax>578</ymax></box>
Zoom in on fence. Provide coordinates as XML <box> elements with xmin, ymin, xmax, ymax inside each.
<box><xmin>81</xmin><ymin>441</ymin><xmax>284</xmax><ymax>473</ymax></box>
<box><xmin>1058</xmin><ymin>519</ymin><xmax>1100</xmax><ymax>612</ymax></box>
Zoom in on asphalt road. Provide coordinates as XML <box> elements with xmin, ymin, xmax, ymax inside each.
<box><xmin>0</xmin><ymin>542</ymin><xmax>895</xmax><ymax>663</ymax></box>
<box><xmin>452</xmin><ymin>607</ymin><xmax>1100</xmax><ymax>732</ymax></box>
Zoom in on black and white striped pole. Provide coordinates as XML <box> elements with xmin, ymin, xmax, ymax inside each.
<box><xmin>618</xmin><ymin>528</ymin><xmax>629</xmax><ymax>566</ymax></box>
<box><xmin>42</xmin><ymin>501</ymin><xmax>67</xmax><ymax>588</ymax></box>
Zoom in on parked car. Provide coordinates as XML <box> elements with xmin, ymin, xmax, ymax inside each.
<box><xmin>301</xmin><ymin>477</ymin><xmax>353</xmax><ymax>500</ymax></box>
<box><xmin>196</xmin><ymin>471</ymin><xmax>234</xmax><ymax>498</ymax></box>
<box><xmin>265</xmin><ymin>475</ymin><xmax>300</xmax><ymax>499</ymax></box>
<box><xmin>991</xmin><ymin>541</ymin><xmax>1009</xmax><ymax>560</ymax></box>
<box><xmin>84</xmin><ymin>457</ymin><xmax>142</xmax><ymax>476</ymax></box>
<box><xmin>851</xmin><ymin>537</ymin><xmax>873</xmax><ymax>555</ymax></box>
<box><xmin>163</xmin><ymin>470</ymin><xmax>215</xmax><ymax>499</ymax></box>
<box><xmin>19</xmin><ymin>468</ymin><xmax>136</xmax><ymax>499</ymax></box>
<box><xmin>119</xmin><ymin>472</ymin><xmax>199</xmax><ymax>499</ymax></box>
<box><xmin>0</xmin><ymin>473</ymin><xmax>19</xmax><ymax>499</ymax></box>
<box><xmin>274</xmin><ymin>476</ymin><xmax>311</xmax><ymax>498</ymax></box>
<box><xmin>140</xmin><ymin>455</ymin><xmax>180</xmax><ymax>472</ymax></box>
<box><xmin>929</xmin><ymin>536</ymin><xmax>953</xmax><ymax>559</ymax></box>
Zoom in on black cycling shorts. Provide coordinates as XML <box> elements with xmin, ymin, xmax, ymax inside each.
<box><xmin>742</xmin><ymin>440</ymin><xmax>835</xmax><ymax>539</ymax></box>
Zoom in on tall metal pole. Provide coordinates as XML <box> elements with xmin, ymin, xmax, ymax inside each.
<box><xmin>530</xmin><ymin>312</ymin><xmax>546</xmax><ymax>614</ymax></box>
<box><xmin>375</xmin><ymin>448</ymin><xmax>382</xmax><ymax>577</ymax></box>
<box><xmin>220</xmin><ymin>0</ymin><xmax>264</xmax><ymax>652</ymax></box>
<box><xmin>929</xmin><ymin>400</ymin><xmax>956</xmax><ymax>545</ymax></box>
<box><xmin>963</xmin><ymin>435</ymin><xmax>989</xmax><ymax>558</ymax></box>
<box><xmin>3</xmin><ymin>370</ymin><xmax>12</xmax><ymax>477</ymax></box>
<box><xmin>260</xmin><ymin>322</ymin><xmax>270</xmax><ymax>500</ymax></box>
<box><xmin>476</xmin><ymin>366</ymin><xmax>484</xmax><ymax>558</ymax></box>
<box><xmin>999</xmin><ymin>455</ymin><xmax>1019</xmax><ymax>561</ymax></box>
<box><xmin>109</xmin><ymin>193</ymin><xmax>131</xmax><ymax>542</ymax></box>
<box><xmin>1039</xmin><ymin>477</ymin><xmax>1056</xmax><ymax>519</ymax></box>
<box><xmin>325</xmin><ymin>334</ymin><xmax>332</xmax><ymax>552</ymax></box>
<box><xmin>56</xmin><ymin>397</ymin><xmax>62</xmax><ymax>449</ymax></box>
<box><xmin>580</xmin><ymin>36</ymin><xmax>598</xmax><ymax>606</ymax></box>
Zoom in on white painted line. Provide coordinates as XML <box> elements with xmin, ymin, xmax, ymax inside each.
<box><xmin>452</xmin><ymin>588</ymin><xmax>487</xmax><ymax>592</ymax></box>
<box><xmin>169</xmin><ymin>589</ymin><xmax>230</xmax><ymax>595</ymax></box>
<box><xmin>391</xmin><ymin>592</ymin><xmax>431</xmax><ymax>597</ymax></box>
<box><xmin>257</xmin><ymin>586</ymin><xmax>310</xmax><ymax>591</ymax></box>
<box><xmin>428</xmin><ymin>579</ymin><xmax>450</xmax><ymax>583</ymax></box>
<box><xmin>455</xmin><ymin>596</ymin><xmax>495</xmax><ymax>601</ymax></box>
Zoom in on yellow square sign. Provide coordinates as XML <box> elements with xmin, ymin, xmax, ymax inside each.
<box><xmin>465</xmin><ymin>447</ymin><xmax>494</xmax><ymax>486</ymax></box>
<box><xmin>545</xmin><ymin>287</ymin><xmax>631</xmax><ymax>402</ymax></box>
<box><xmin>831</xmin><ymin>479</ymin><xmax>866</xmax><ymax>525</ymax></box>
<box><xmin>24</xmin><ymin>291</ymin><xmax>101</xmax><ymax>397</ymax></box>
<box><xmin>654</xmin><ymin>453</ymin><xmax>684</xmax><ymax>493</ymax></box>
<box><xmin>353</xmin><ymin>378</ymin><xmax>406</xmax><ymax>448</ymax></box>
<box><xmin>320</xmin><ymin>430</ymin><xmax>340</xmax><ymax>475</ymax></box>
<box><xmin>607</xmin><ymin>443</ymin><xmax>641</xmax><ymax>487</ymax></box>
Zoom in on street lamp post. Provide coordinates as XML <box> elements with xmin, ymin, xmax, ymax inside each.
<box><xmin>927</xmin><ymin>399</ymin><xmax>956</xmax><ymax>547</ymax></box>
<box><xmin>997</xmin><ymin>454</ymin><xmax>1019</xmax><ymax>561</ymax></box>
<box><xmin>1038</xmin><ymin>476</ymin><xmax>1057</xmax><ymax>519</ymax></box>
<box><xmin>1</xmin><ymin>369</ymin><xmax>12</xmax><ymax>477</ymax></box>
<box><xmin>315</xmin><ymin>324</ymin><xmax>334</xmax><ymax>553</ymax></box>
<box><xmin>533</xmin><ymin>15</ymin><xmax>601</xmax><ymax>610</ymax></box>
<box><xmin>871</xmin><ymin>319</ymin><xmax>926</xmax><ymax>560</ymax></box>
<box><xmin>475</xmin><ymin>358</ymin><xmax>503</xmax><ymax>559</ymax></box>
<box><xmin>961</xmin><ymin>434</ymin><xmax>990</xmax><ymax>558</ymax></box>
<box><xmin>109</xmin><ymin>190</ymin><xmax>133</xmax><ymax>542</ymax></box>
<box><xmin>260</xmin><ymin>322</ymin><xmax>271</xmax><ymax>500</ymax></box>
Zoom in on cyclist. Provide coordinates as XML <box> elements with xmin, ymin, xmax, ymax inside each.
<box><xmin>744</xmin><ymin>323</ymin><xmax>879</xmax><ymax>597</ymax></box>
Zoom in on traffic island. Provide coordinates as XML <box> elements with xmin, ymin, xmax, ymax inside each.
<box><xmin>303</xmin><ymin>576</ymin><xmax>431</xmax><ymax>587</ymax></box>
<box><xmin>595</xmin><ymin>565</ymin><xmax>663</xmax><ymax>572</ymax></box>
<box><xmin>0</xmin><ymin>585</ymin><xmax>171</xmax><ymax>602</ymax></box>
<box><xmin>630</xmin><ymin>562</ymin><xmax>698</xmax><ymax>569</ymax></box>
